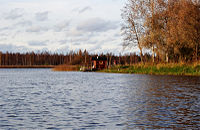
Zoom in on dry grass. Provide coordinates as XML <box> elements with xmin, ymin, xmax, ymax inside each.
<box><xmin>52</xmin><ymin>65</ymin><xmax>80</xmax><ymax>71</ymax></box>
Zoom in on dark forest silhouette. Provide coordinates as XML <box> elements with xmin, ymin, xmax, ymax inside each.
<box><xmin>0</xmin><ymin>49</ymin><xmax>199</xmax><ymax>67</ymax></box>
<box><xmin>0</xmin><ymin>50</ymin><xmax>153</xmax><ymax>66</ymax></box>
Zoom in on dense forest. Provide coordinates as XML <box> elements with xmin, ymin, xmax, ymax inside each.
<box><xmin>0</xmin><ymin>50</ymin><xmax>152</xmax><ymax>66</ymax></box>
<box><xmin>122</xmin><ymin>0</ymin><xmax>200</xmax><ymax>63</ymax></box>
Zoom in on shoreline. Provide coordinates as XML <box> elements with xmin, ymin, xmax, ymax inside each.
<box><xmin>0</xmin><ymin>65</ymin><xmax>55</xmax><ymax>68</ymax></box>
<box><xmin>98</xmin><ymin>64</ymin><xmax>200</xmax><ymax>76</ymax></box>
<box><xmin>98</xmin><ymin>70</ymin><xmax>200</xmax><ymax>76</ymax></box>
<box><xmin>1</xmin><ymin>64</ymin><xmax>200</xmax><ymax>76</ymax></box>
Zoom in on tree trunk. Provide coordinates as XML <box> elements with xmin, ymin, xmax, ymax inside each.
<box><xmin>85</xmin><ymin>54</ymin><xmax>87</xmax><ymax>65</ymax></box>
<box><xmin>196</xmin><ymin>44</ymin><xmax>198</xmax><ymax>62</ymax></box>
<box><xmin>139</xmin><ymin>46</ymin><xmax>144</xmax><ymax>63</ymax></box>
<box><xmin>0</xmin><ymin>52</ymin><xmax>2</xmax><ymax>65</ymax></box>
<box><xmin>166</xmin><ymin>52</ymin><xmax>169</xmax><ymax>63</ymax></box>
<box><xmin>70</xmin><ymin>55</ymin><xmax>72</xmax><ymax>63</ymax></box>
<box><xmin>130</xmin><ymin>54</ymin><xmax>132</xmax><ymax>65</ymax></box>
<box><xmin>119</xmin><ymin>56</ymin><xmax>121</xmax><ymax>65</ymax></box>
<box><xmin>109</xmin><ymin>56</ymin><xmax>112</xmax><ymax>68</ymax></box>
<box><xmin>152</xmin><ymin>46</ymin><xmax>155</xmax><ymax>63</ymax></box>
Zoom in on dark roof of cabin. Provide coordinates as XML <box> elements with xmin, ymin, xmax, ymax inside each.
<box><xmin>92</xmin><ymin>56</ymin><xmax>107</xmax><ymax>61</ymax></box>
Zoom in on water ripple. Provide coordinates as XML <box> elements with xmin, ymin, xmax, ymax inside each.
<box><xmin>0</xmin><ymin>69</ymin><xmax>199</xmax><ymax>129</ymax></box>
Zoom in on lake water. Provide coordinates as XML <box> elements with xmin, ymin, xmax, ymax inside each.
<box><xmin>0</xmin><ymin>69</ymin><xmax>199</xmax><ymax>129</ymax></box>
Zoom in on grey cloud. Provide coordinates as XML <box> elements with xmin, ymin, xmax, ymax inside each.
<box><xmin>71</xmin><ymin>7</ymin><xmax>79</xmax><ymax>12</ymax></box>
<box><xmin>0</xmin><ymin>27</ymin><xmax>11</xmax><ymax>32</ymax></box>
<box><xmin>102</xmin><ymin>37</ymin><xmax>116</xmax><ymax>43</ymax></box>
<box><xmin>59</xmin><ymin>40</ymin><xmax>68</xmax><ymax>45</ymax></box>
<box><xmin>114</xmin><ymin>33</ymin><xmax>120</xmax><ymax>37</ymax></box>
<box><xmin>102</xmin><ymin>48</ymin><xmax>120</xmax><ymax>55</ymax></box>
<box><xmin>72</xmin><ymin>37</ymin><xmax>90</xmax><ymax>43</ymax></box>
<box><xmin>15</xmin><ymin>20</ymin><xmax>32</xmax><ymax>27</ymax></box>
<box><xmin>0</xmin><ymin>21</ymin><xmax>32</xmax><ymax>33</ymax></box>
<box><xmin>26</xmin><ymin>26</ymin><xmax>48</xmax><ymax>32</ymax></box>
<box><xmin>35</xmin><ymin>11</ymin><xmax>49</xmax><ymax>21</ymax></box>
<box><xmin>79</xmin><ymin>6</ymin><xmax>92</xmax><ymax>14</ymax></box>
<box><xmin>66</xmin><ymin>29</ymin><xmax>83</xmax><ymax>37</ymax></box>
<box><xmin>73</xmin><ymin>42</ymin><xmax>81</xmax><ymax>45</ymax></box>
<box><xmin>77</xmin><ymin>18</ymin><xmax>118</xmax><ymax>32</ymax></box>
<box><xmin>88</xmin><ymin>43</ymin><xmax>102</xmax><ymax>52</ymax></box>
<box><xmin>28</xmin><ymin>40</ymin><xmax>48</xmax><ymax>46</ymax></box>
<box><xmin>0</xmin><ymin>32</ymin><xmax>9</xmax><ymax>37</ymax></box>
<box><xmin>0</xmin><ymin>44</ymin><xmax>30</xmax><ymax>53</ymax></box>
<box><xmin>71</xmin><ymin>6</ymin><xmax>92</xmax><ymax>14</ymax></box>
<box><xmin>54</xmin><ymin>21</ymin><xmax>70</xmax><ymax>32</ymax></box>
<box><xmin>5</xmin><ymin>8</ymin><xmax>24</xmax><ymax>20</ymax></box>
<box><xmin>87</xmin><ymin>40</ymin><xmax>98</xmax><ymax>44</ymax></box>
<box><xmin>0</xmin><ymin>38</ymin><xmax>7</xmax><ymax>41</ymax></box>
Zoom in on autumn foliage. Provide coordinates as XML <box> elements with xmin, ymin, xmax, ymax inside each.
<box><xmin>122</xmin><ymin>0</ymin><xmax>200</xmax><ymax>63</ymax></box>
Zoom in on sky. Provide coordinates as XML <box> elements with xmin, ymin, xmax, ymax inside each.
<box><xmin>0</xmin><ymin>0</ymin><xmax>132</xmax><ymax>55</ymax></box>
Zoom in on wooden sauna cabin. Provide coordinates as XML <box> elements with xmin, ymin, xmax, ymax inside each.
<box><xmin>91</xmin><ymin>56</ymin><xmax>108</xmax><ymax>70</ymax></box>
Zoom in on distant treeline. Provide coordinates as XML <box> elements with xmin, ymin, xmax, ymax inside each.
<box><xmin>0</xmin><ymin>50</ymin><xmax>153</xmax><ymax>66</ymax></box>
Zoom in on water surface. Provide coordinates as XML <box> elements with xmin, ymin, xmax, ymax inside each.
<box><xmin>0</xmin><ymin>69</ymin><xmax>200</xmax><ymax>129</ymax></box>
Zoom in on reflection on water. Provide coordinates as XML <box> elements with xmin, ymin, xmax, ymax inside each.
<box><xmin>123</xmin><ymin>75</ymin><xmax>200</xmax><ymax>129</ymax></box>
<box><xmin>0</xmin><ymin>69</ymin><xmax>199</xmax><ymax>129</ymax></box>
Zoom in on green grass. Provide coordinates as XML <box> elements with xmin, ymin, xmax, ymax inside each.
<box><xmin>99</xmin><ymin>63</ymin><xmax>200</xmax><ymax>76</ymax></box>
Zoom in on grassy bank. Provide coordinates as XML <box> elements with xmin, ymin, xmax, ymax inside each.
<box><xmin>100</xmin><ymin>63</ymin><xmax>200</xmax><ymax>76</ymax></box>
<box><xmin>52</xmin><ymin>65</ymin><xmax>80</xmax><ymax>71</ymax></box>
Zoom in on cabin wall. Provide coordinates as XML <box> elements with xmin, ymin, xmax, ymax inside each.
<box><xmin>92</xmin><ymin>60</ymin><xmax>107</xmax><ymax>70</ymax></box>
<box><xmin>92</xmin><ymin>61</ymin><xmax>97</xmax><ymax>69</ymax></box>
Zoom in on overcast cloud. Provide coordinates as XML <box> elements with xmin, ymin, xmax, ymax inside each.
<box><xmin>35</xmin><ymin>11</ymin><xmax>49</xmax><ymax>21</ymax></box>
<box><xmin>4</xmin><ymin>8</ymin><xmax>24</xmax><ymax>20</ymax></box>
<box><xmin>0</xmin><ymin>0</ymin><xmax>128</xmax><ymax>54</ymax></box>
<box><xmin>79</xmin><ymin>6</ymin><xmax>92</xmax><ymax>14</ymax></box>
<box><xmin>28</xmin><ymin>40</ymin><xmax>48</xmax><ymax>46</ymax></box>
<box><xmin>77</xmin><ymin>18</ymin><xmax>119</xmax><ymax>32</ymax></box>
